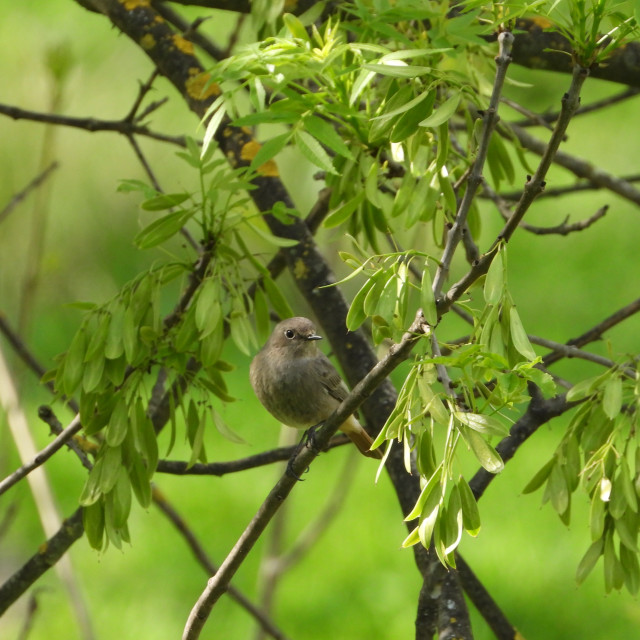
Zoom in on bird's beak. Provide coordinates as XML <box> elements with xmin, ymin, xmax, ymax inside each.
<box><xmin>306</xmin><ymin>333</ymin><xmax>322</xmax><ymax>341</ymax></box>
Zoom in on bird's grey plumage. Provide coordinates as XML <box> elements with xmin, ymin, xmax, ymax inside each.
<box><xmin>250</xmin><ymin>317</ymin><xmax>383</xmax><ymax>459</ymax></box>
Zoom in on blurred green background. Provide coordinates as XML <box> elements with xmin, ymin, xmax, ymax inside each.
<box><xmin>1</xmin><ymin>2</ymin><xmax>639</xmax><ymax>639</ymax></box>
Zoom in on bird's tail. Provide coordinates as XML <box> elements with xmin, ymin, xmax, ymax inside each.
<box><xmin>340</xmin><ymin>416</ymin><xmax>384</xmax><ymax>459</ymax></box>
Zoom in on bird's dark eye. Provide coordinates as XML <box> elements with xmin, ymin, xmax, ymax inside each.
<box><xmin>284</xmin><ymin>329</ymin><xmax>295</xmax><ymax>339</ymax></box>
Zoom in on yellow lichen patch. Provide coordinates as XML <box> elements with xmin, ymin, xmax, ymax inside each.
<box><xmin>185</xmin><ymin>68</ymin><xmax>220</xmax><ymax>101</ymax></box>
<box><xmin>140</xmin><ymin>33</ymin><xmax>156</xmax><ymax>50</ymax></box>
<box><xmin>240</xmin><ymin>139</ymin><xmax>261</xmax><ymax>162</ymax></box>
<box><xmin>172</xmin><ymin>34</ymin><xmax>194</xmax><ymax>55</ymax></box>
<box><xmin>239</xmin><ymin>140</ymin><xmax>279</xmax><ymax>177</ymax></box>
<box><xmin>256</xmin><ymin>160</ymin><xmax>279</xmax><ymax>177</ymax></box>
<box><xmin>121</xmin><ymin>0</ymin><xmax>150</xmax><ymax>10</ymax></box>
<box><xmin>293</xmin><ymin>258</ymin><xmax>309</xmax><ymax>280</ymax></box>
<box><xmin>39</xmin><ymin>542</ymin><xmax>49</xmax><ymax>554</ymax></box>
<box><xmin>525</xmin><ymin>15</ymin><xmax>553</xmax><ymax>29</ymax></box>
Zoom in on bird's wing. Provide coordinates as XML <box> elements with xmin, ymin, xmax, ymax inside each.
<box><xmin>316</xmin><ymin>355</ymin><xmax>349</xmax><ymax>403</ymax></box>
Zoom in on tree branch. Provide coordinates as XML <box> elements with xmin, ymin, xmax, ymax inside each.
<box><xmin>0</xmin><ymin>508</ymin><xmax>85</xmax><ymax>616</ymax></box>
<box><xmin>182</xmin><ymin>312</ymin><xmax>429</xmax><ymax>640</ymax></box>
<box><xmin>441</xmin><ymin>64</ymin><xmax>589</xmax><ymax>314</ymax></box>
<box><xmin>0</xmin><ymin>414</ymin><xmax>82</xmax><ymax>497</ymax></box>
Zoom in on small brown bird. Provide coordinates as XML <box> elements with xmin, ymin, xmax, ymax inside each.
<box><xmin>250</xmin><ymin>317</ymin><xmax>383</xmax><ymax>459</ymax></box>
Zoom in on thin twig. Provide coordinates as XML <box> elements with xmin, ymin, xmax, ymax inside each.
<box><xmin>496</xmin><ymin>174</ymin><xmax>640</xmax><ymax>201</ymax></box>
<box><xmin>182</xmin><ymin>312</ymin><xmax>429</xmax><ymax>640</ymax></box>
<box><xmin>483</xmin><ymin>180</ymin><xmax>609</xmax><ymax>235</ymax></box>
<box><xmin>543</xmin><ymin>297</ymin><xmax>640</xmax><ymax>367</ymax></box>
<box><xmin>441</xmin><ymin>65</ymin><xmax>590</xmax><ymax>313</ymax></box>
<box><xmin>530</xmin><ymin>334</ymin><xmax>634</xmax><ymax>376</ymax></box>
<box><xmin>0</xmin><ymin>103</ymin><xmax>188</xmax><ymax>147</ymax></box>
<box><xmin>511</xmin><ymin>86</ymin><xmax>640</xmax><ymax>127</ymax></box>
<box><xmin>0</xmin><ymin>162</ymin><xmax>59</xmax><ymax>225</ymax></box>
<box><xmin>0</xmin><ymin>413</ymin><xmax>82</xmax><ymax>497</ymax></box>
<box><xmin>433</xmin><ymin>31</ymin><xmax>514</xmax><ymax>297</ymax></box>
<box><xmin>508</xmin><ymin>122</ymin><xmax>640</xmax><ymax>207</ymax></box>
<box><xmin>156</xmin><ymin>436</ymin><xmax>349</xmax><ymax>476</ymax></box>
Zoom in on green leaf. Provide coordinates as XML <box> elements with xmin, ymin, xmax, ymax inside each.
<box><xmin>484</xmin><ymin>247</ymin><xmax>504</xmax><ymax>305</ymax></box>
<box><xmin>304</xmin><ymin>115</ymin><xmax>354</xmax><ymax>160</ymax></box>
<box><xmin>371</xmin><ymin>89</ymin><xmax>431</xmax><ymax>121</ymax></box>
<box><xmin>188</xmin><ymin>406</ymin><xmax>207</xmax><ymax>468</ymax></box>
<box><xmin>246</xmin><ymin>220</ymin><xmax>300</xmax><ymax>247</ymax></box>
<box><xmin>249</xmin><ymin>132</ymin><xmax>291</xmax><ymax>171</ymax></box>
<box><xmin>283</xmin><ymin>12</ymin><xmax>309</xmax><ymax>40</ymax></box>
<box><xmin>212</xmin><ymin>408</ymin><xmax>247</xmax><ymax>445</ymax></box>
<box><xmin>566</xmin><ymin>375</ymin><xmax>602</xmax><ymax>402</ymax></box>
<box><xmin>455</xmin><ymin>410</ymin><xmax>510</xmax><ymax>437</ymax></box>
<box><xmin>458</xmin><ymin>476</ymin><xmax>481</xmax><ymax>536</ymax></box>
<box><xmin>195</xmin><ymin>279</ymin><xmax>222</xmax><ymax>338</ymax></box>
<box><xmin>294</xmin><ymin>129</ymin><xmax>337</xmax><ymax>174</ymax></box>
<box><xmin>201</xmin><ymin>98</ymin><xmax>226</xmax><ymax>158</ymax></box>
<box><xmin>62</xmin><ymin>327</ymin><xmax>87</xmax><ymax>397</ymax></box>
<box><xmin>602</xmin><ymin>376</ymin><xmax>623</xmax><ymax>420</ymax></box>
<box><xmin>522</xmin><ymin>457</ymin><xmax>555</xmax><ymax>494</ymax></box>
<box><xmin>129</xmin><ymin>451</ymin><xmax>152</xmax><ymax>508</ymax></box>
<box><xmin>105</xmin><ymin>397</ymin><xmax>129</xmax><ymax>447</ymax></box>
<box><xmin>83</xmin><ymin>501</ymin><xmax>105</xmax><ymax>551</ymax></box>
<box><xmin>98</xmin><ymin>445</ymin><xmax>122</xmax><ymax>494</ymax></box>
<box><xmin>420</xmin><ymin>264</ymin><xmax>438</xmax><ymax>326</ymax></box>
<box><xmin>323</xmin><ymin>192</ymin><xmax>365</xmax><ymax>229</ymax></box>
<box><xmin>590</xmin><ymin>486</ymin><xmax>606</xmax><ymax>540</ymax></box>
<box><xmin>254</xmin><ymin>285</ymin><xmax>270</xmax><ymax>345</ymax></box>
<box><xmin>443</xmin><ymin>485</ymin><xmax>463</xmax><ymax>555</ymax></box>
<box><xmin>548</xmin><ymin>462</ymin><xmax>570</xmax><ymax>516</ymax></box>
<box><xmin>230</xmin><ymin>313</ymin><xmax>256</xmax><ymax>356</ymax></box>
<box><xmin>460</xmin><ymin>426</ymin><xmax>504</xmax><ymax>474</ymax></box>
<box><xmin>349</xmin><ymin>68</ymin><xmax>376</xmax><ymax>106</ymax></box>
<box><xmin>375</xmin><ymin>273</ymin><xmax>398</xmax><ymax>325</ymax></box>
<box><xmin>419</xmin><ymin>94</ymin><xmax>460</xmax><ymax>128</ymax></box>
<box><xmin>84</xmin><ymin>313</ymin><xmax>111</xmax><ymax>362</ymax></box>
<box><xmin>576</xmin><ymin>538</ymin><xmax>603</xmax><ymax>585</ymax></box>
<box><xmin>200</xmin><ymin>327</ymin><xmax>224</xmax><ymax>367</ymax></box>
<box><xmin>620</xmin><ymin>544</ymin><xmax>640</xmax><ymax>595</ymax></box>
<box><xmin>82</xmin><ymin>355</ymin><xmax>105</xmax><ymax>393</ymax></box>
<box><xmin>140</xmin><ymin>192</ymin><xmax>190</xmax><ymax>212</ymax></box>
<box><xmin>135</xmin><ymin>209</ymin><xmax>194</xmax><ymax>249</ymax></box>
<box><xmin>509</xmin><ymin>306</ymin><xmax>536</xmax><ymax>360</ymax></box>
<box><xmin>263</xmin><ymin>275</ymin><xmax>294</xmax><ymax>319</ymax></box>
<box><xmin>363</xmin><ymin>63</ymin><xmax>432</xmax><ymax>78</ymax></box>
<box><xmin>405</xmin><ymin>466</ymin><xmax>443</xmax><ymax>521</ymax></box>
<box><xmin>346</xmin><ymin>278</ymin><xmax>375</xmax><ymax>331</ymax></box>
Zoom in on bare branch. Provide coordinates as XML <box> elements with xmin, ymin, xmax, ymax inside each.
<box><xmin>0</xmin><ymin>414</ymin><xmax>82</xmax><ymax>497</ymax></box>
<box><xmin>433</xmin><ymin>31</ymin><xmax>514</xmax><ymax>296</ymax></box>
<box><xmin>0</xmin><ymin>162</ymin><xmax>59</xmax><ymax>225</ymax></box>
<box><xmin>0</xmin><ymin>103</ymin><xmax>187</xmax><ymax>147</ymax></box>
<box><xmin>509</xmin><ymin>122</ymin><xmax>640</xmax><ymax>207</ymax></box>
<box><xmin>441</xmin><ymin>65</ymin><xmax>590</xmax><ymax>314</ymax></box>
<box><xmin>156</xmin><ymin>437</ymin><xmax>349</xmax><ymax>476</ymax></box>
<box><xmin>483</xmin><ymin>180</ymin><xmax>609</xmax><ymax>235</ymax></box>
<box><xmin>182</xmin><ymin>312</ymin><xmax>429</xmax><ymax>640</ymax></box>
<box><xmin>543</xmin><ymin>297</ymin><xmax>640</xmax><ymax>367</ymax></box>
<box><xmin>0</xmin><ymin>508</ymin><xmax>85</xmax><ymax>616</ymax></box>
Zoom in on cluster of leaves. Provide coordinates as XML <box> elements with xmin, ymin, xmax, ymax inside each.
<box><xmin>50</xmin><ymin>141</ymin><xmax>296</xmax><ymax>549</ymax></box>
<box><xmin>524</xmin><ymin>364</ymin><xmax>640</xmax><ymax>594</ymax></box>
<box><xmin>202</xmin><ymin>2</ymin><xmax>517</xmax><ymax>253</ymax></box>
<box><xmin>342</xmin><ymin>244</ymin><xmax>556</xmax><ymax>566</ymax></box>
<box><xmin>539</xmin><ymin>0</ymin><xmax>639</xmax><ymax>64</ymax></box>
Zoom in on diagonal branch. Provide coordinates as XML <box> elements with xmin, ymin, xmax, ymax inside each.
<box><xmin>441</xmin><ymin>64</ymin><xmax>589</xmax><ymax>314</ymax></box>
<box><xmin>182</xmin><ymin>312</ymin><xmax>429</xmax><ymax>640</ymax></box>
